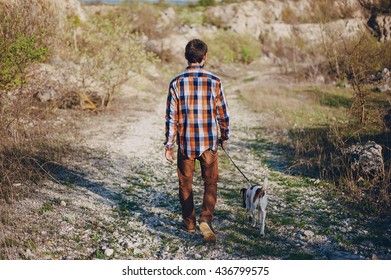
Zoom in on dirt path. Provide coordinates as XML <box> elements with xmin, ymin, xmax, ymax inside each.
<box><xmin>2</xmin><ymin>63</ymin><xmax>390</xmax><ymax>260</ymax></box>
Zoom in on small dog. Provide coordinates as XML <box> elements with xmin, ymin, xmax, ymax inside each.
<box><xmin>240</xmin><ymin>178</ymin><xmax>268</xmax><ymax>236</ymax></box>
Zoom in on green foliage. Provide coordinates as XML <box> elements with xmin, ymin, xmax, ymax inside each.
<box><xmin>178</xmin><ymin>7</ymin><xmax>205</xmax><ymax>27</ymax></box>
<box><xmin>205</xmin><ymin>30</ymin><xmax>261</xmax><ymax>64</ymax></box>
<box><xmin>319</xmin><ymin>93</ymin><xmax>352</xmax><ymax>108</ymax></box>
<box><xmin>0</xmin><ymin>33</ymin><xmax>47</xmax><ymax>92</ymax></box>
<box><xmin>38</xmin><ymin>202</ymin><xmax>53</xmax><ymax>215</ymax></box>
<box><xmin>77</xmin><ymin>13</ymin><xmax>159</xmax><ymax>107</ymax></box>
<box><xmin>197</xmin><ymin>0</ymin><xmax>216</xmax><ymax>7</ymax></box>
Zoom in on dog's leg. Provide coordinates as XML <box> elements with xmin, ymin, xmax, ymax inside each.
<box><xmin>259</xmin><ymin>209</ymin><xmax>266</xmax><ymax>237</ymax></box>
<box><xmin>251</xmin><ymin>210</ymin><xmax>257</xmax><ymax>227</ymax></box>
<box><xmin>246</xmin><ymin>209</ymin><xmax>252</xmax><ymax>222</ymax></box>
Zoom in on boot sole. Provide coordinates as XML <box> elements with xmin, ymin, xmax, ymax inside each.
<box><xmin>199</xmin><ymin>222</ymin><xmax>216</xmax><ymax>243</ymax></box>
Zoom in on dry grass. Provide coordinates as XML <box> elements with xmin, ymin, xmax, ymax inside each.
<box><xmin>281</xmin><ymin>0</ymin><xmax>356</xmax><ymax>24</ymax></box>
<box><xmin>0</xmin><ymin>0</ymin><xmax>76</xmax><ymax>202</ymax></box>
<box><xmin>239</xmin><ymin>84</ymin><xmax>352</xmax><ymax>129</ymax></box>
<box><xmin>0</xmin><ymin>92</ymin><xmax>75</xmax><ymax>202</ymax></box>
<box><xmin>0</xmin><ymin>0</ymin><xmax>63</xmax><ymax>51</ymax></box>
<box><xmin>240</xmin><ymin>79</ymin><xmax>390</xmax><ymax>214</ymax></box>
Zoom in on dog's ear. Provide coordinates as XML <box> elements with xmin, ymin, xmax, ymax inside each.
<box><xmin>240</xmin><ymin>188</ymin><xmax>247</xmax><ymax>208</ymax></box>
<box><xmin>253</xmin><ymin>188</ymin><xmax>266</xmax><ymax>203</ymax></box>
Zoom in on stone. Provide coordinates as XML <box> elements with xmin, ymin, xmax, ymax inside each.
<box><xmin>60</xmin><ymin>201</ymin><xmax>67</xmax><ymax>207</ymax></box>
<box><xmin>344</xmin><ymin>141</ymin><xmax>385</xmax><ymax>181</ymax></box>
<box><xmin>104</xmin><ymin>248</ymin><xmax>114</xmax><ymax>257</ymax></box>
<box><xmin>303</xmin><ymin>230</ymin><xmax>315</xmax><ymax>238</ymax></box>
<box><xmin>296</xmin><ymin>231</ymin><xmax>306</xmax><ymax>240</ymax></box>
<box><xmin>133</xmin><ymin>248</ymin><xmax>143</xmax><ymax>255</ymax></box>
<box><xmin>194</xmin><ymin>253</ymin><xmax>202</xmax><ymax>260</ymax></box>
<box><xmin>25</xmin><ymin>249</ymin><xmax>33</xmax><ymax>258</ymax></box>
<box><xmin>377</xmin><ymin>84</ymin><xmax>391</xmax><ymax>92</ymax></box>
<box><xmin>339</xmin><ymin>227</ymin><xmax>348</xmax><ymax>233</ymax></box>
<box><xmin>382</xmin><ymin>68</ymin><xmax>390</xmax><ymax>79</ymax></box>
<box><xmin>35</xmin><ymin>88</ymin><xmax>58</xmax><ymax>102</ymax></box>
<box><xmin>368</xmin><ymin>14</ymin><xmax>391</xmax><ymax>43</ymax></box>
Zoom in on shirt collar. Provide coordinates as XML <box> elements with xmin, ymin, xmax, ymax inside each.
<box><xmin>186</xmin><ymin>65</ymin><xmax>203</xmax><ymax>70</ymax></box>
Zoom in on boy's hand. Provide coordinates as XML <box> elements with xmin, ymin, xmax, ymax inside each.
<box><xmin>165</xmin><ymin>148</ymin><xmax>175</xmax><ymax>164</ymax></box>
<box><xmin>219</xmin><ymin>139</ymin><xmax>228</xmax><ymax>148</ymax></box>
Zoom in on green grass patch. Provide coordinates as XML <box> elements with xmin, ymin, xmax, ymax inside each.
<box><xmin>320</xmin><ymin>93</ymin><xmax>352</xmax><ymax>108</ymax></box>
<box><xmin>286</xmin><ymin>252</ymin><xmax>315</xmax><ymax>260</ymax></box>
<box><xmin>204</xmin><ymin>30</ymin><xmax>261</xmax><ymax>65</ymax></box>
<box><xmin>38</xmin><ymin>202</ymin><xmax>53</xmax><ymax>215</ymax></box>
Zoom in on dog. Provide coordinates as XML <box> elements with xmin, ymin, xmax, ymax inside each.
<box><xmin>240</xmin><ymin>178</ymin><xmax>268</xmax><ymax>236</ymax></box>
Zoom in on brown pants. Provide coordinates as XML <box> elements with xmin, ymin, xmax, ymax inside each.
<box><xmin>177</xmin><ymin>148</ymin><xmax>219</xmax><ymax>229</ymax></box>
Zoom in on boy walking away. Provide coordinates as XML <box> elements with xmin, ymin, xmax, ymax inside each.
<box><xmin>164</xmin><ymin>39</ymin><xmax>230</xmax><ymax>243</ymax></box>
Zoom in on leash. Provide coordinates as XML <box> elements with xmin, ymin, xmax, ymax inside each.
<box><xmin>220</xmin><ymin>144</ymin><xmax>252</xmax><ymax>184</ymax></box>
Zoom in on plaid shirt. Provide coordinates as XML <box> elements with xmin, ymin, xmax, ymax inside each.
<box><xmin>165</xmin><ymin>65</ymin><xmax>230</xmax><ymax>159</ymax></box>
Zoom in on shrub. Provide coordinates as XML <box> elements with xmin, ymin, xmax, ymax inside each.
<box><xmin>205</xmin><ymin>30</ymin><xmax>261</xmax><ymax>65</ymax></box>
<box><xmin>117</xmin><ymin>2</ymin><xmax>170</xmax><ymax>40</ymax></box>
<box><xmin>322</xmin><ymin>31</ymin><xmax>391</xmax><ymax>124</ymax></box>
<box><xmin>0</xmin><ymin>0</ymin><xmax>61</xmax><ymax>51</ymax></box>
<box><xmin>178</xmin><ymin>7</ymin><xmax>205</xmax><ymax>27</ymax></box>
<box><xmin>197</xmin><ymin>0</ymin><xmax>216</xmax><ymax>7</ymax></box>
<box><xmin>0</xmin><ymin>0</ymin><xmax>69</xmax><ymax>202</ymax></box>
<box><xmin>0</xmin><ymin>34</ymin><xmax>47</xmax><ymax>92</ymax></box>
<box><xmin>76</xmin><ymin>11</ymin><xmax>159</xmax><ymax>107</ymax></box>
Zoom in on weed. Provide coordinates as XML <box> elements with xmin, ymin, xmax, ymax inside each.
<box><xmin>204</xmin><ymin>30</ymin><xmax>261</xmax><ymax>65</ymax></box>
<box><xmin>51</xmin><ymin>197</ymin><xmax>62</xmax><ymax>206</ymax></box>
<box><xmin>38</xmin><ymin>202</ymin><xmax>53</xmax><ymax>215</ymax></box>
<box><xmin>71</xmin><ymin>235</ymin><xmax>81</xmax><ymax>243</ymax></box>
<box><xmin>94</xmin><ymin>248</ymin><xmax>105</xmax><ymax>259</ymax></box>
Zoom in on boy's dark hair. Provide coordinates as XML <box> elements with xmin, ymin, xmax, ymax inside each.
<box><xmin>185</xmin><ymin>39</ymin><xmax>208</xmax><ymax>63</ymax></box>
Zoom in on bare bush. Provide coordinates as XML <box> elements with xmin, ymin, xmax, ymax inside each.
<box><xmin>0</xmin><ymin>0</ymin><xmax>73</xmax><ymax>202</ymax></box>
<box><xmin>75</xmin><ymin>13</ymin><xmax>159</xmax><ymax>108</ymax></box>
<box><xmin>320</xmin><ymin>24</ymin><xmax>391</xmax><ymax>123</ymax></box>
<box><xmin>0</xmin><ymin>0</ymin><xmax>62</xmax><ymax>51</ymax></box>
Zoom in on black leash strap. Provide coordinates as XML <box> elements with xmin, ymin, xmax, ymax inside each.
<box><xmin>220</xmin><ymin>145</ymin><xmax>252</xmax><ymax>184</ymax></box>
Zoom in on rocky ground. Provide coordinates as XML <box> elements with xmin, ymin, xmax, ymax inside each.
<box><xmin>1</xmin><ymin>62</ymin><xmax>390</xmax><ymax>260</ymax></box>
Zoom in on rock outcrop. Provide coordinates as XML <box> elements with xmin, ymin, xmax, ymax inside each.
<box><xmin>204</xmin><ymin>0</ymin><xmax>365</xmax><ymax>46</ymax></box>
<box><xmin>344</xmin><ymin>141</ymin><xmax>385</xmax><ymax>181</ymax></box>
<box><xmin>360</xmin><ymin>0</ymin><xmax>391</xmax><ymax>42</ymax></box>
<box><xmin>368</xmin><ymin>13</ymin><xmax>391</xmax><ymax>42</ymax></box>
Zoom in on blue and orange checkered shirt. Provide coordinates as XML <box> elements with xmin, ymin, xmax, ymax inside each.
<box><xmin>165</xmin><ymin>65</ymin><xmax>230</xmax><ymax>159</ymax></box>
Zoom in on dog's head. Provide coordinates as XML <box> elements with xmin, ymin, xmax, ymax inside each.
<box><xmin>240</xmin><ymin>188</ymin><xmax>247</xmax><ymax>208</ymax></box>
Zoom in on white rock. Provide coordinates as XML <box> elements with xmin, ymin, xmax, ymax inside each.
<box><xmin>60</xmin><ymin>201</ymin><xmax>67</xmax><ymax>207</ymax></box>
<box><xmin>378</xmin><ymin>84</ymin><xmax>390</xmax><ymax>92</ymax></box>
<box><xmin>104</xmin><ymin>248</ymin><xmax>114</xmax><ymax>257</ymax></box>
<box><xmin>303</xmin><ymin>230</ymin><xmax>315</xmax><ymax>238</ymax></box>
<box><xmin>133</xmin><ymin>248</ymin><xmax>143</xmax><ymax>255</ymax></box>
<box><xmin>194</xmin><ymin>254</ymin><xmax>202</xmax><ymax>260</ymax></box>
<box><xmin>339</xmin><ymin>227</ymin><xmax>348</xmax><ymax>233</ymax></box>
<box><xmin>25</xmin><ymin>249</ymin><xmax>33</xmax><ymax>257</ymax></box>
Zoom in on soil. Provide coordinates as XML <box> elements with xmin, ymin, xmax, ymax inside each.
<box><xmin>1</xmin><ymin>62</ymin><xmax>390</xmax><ymax>260</ymax></box>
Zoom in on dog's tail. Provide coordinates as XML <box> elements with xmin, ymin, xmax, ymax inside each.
<box><xmin>263</xmin><ymin>177</ymin><xmax>269</xmax><ymax>191</ymax></box>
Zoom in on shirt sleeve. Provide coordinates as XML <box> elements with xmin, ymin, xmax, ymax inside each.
<box><xmin>216</xmin><ymin>82</ymin><xmax>230</xmax><ymax>141</ymax></box>
<box><xmin>164</xmin><ymin>82</ymin><xmax>179</xmax><ymax>147</ymax></box>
